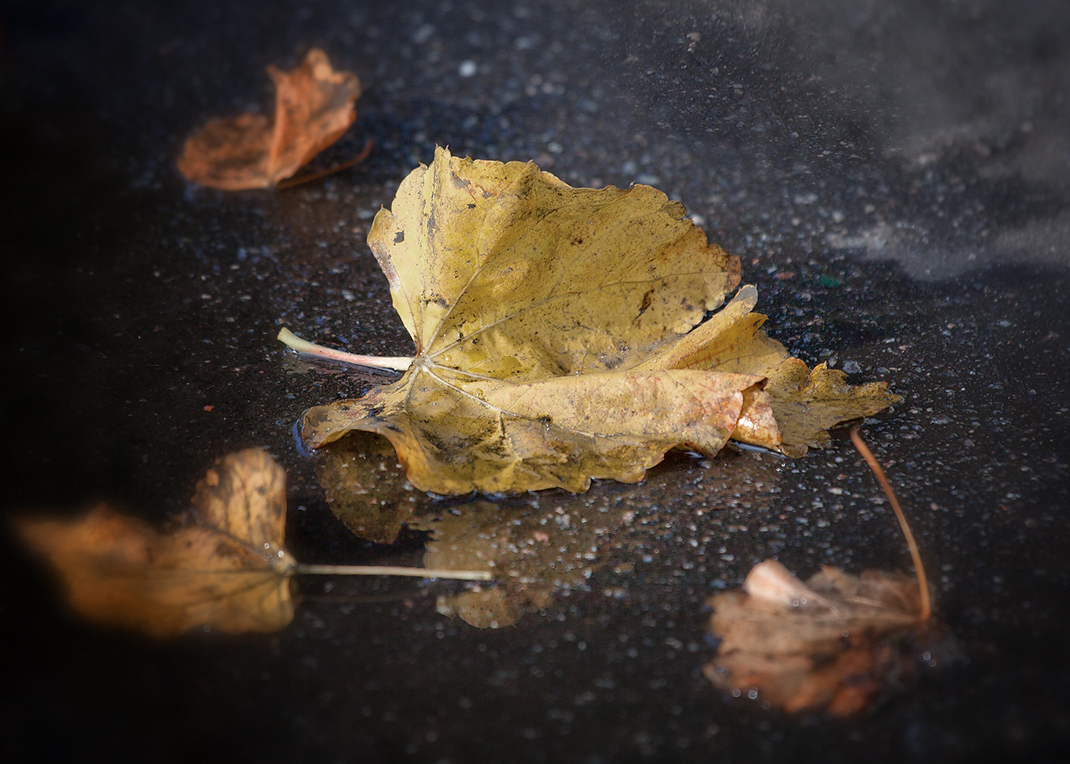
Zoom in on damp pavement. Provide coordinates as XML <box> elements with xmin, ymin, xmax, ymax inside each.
<box><xmin>2</xmin><ymin>1</ymin><xmax>1068</xmax><ymax>761</ymax></box>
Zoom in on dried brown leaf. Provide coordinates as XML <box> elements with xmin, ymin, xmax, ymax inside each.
<box><xmin>705</xmin><ymin>560</ymin><xmax>927</xmax><ymax>715</ymax></box>
<box><xmin>177</xmin><ymin>49</ymin><xmax>361</xmax><ymax>190</ymax></box>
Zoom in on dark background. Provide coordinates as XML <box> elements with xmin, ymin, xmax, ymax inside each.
<box><xmin>2</xmin><ymin>1</ymin><xmax>1068</xmax><ymax>761</ymax></box>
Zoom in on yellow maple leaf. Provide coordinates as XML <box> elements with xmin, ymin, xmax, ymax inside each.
<box><xmin>281</xmin><ymin>147</ymin><xmax>897</xmax><ymax>494</ymax></box>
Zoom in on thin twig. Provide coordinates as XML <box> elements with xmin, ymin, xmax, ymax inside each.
<box><xmin>296</xmin><ymin>563</ymin><xmax>492</xmax><ymax>581</ymax></box>
<box><xmin>278</xmin><ymin>327</ymin><xmax>412</xmax><ymax>371</ymax></box>
<box><xmin>277</xmin><ymin>138</ymin><xmax>374</xmax><ymax>189</ymax></box>
<box><xmin>850</xmin><ymin>426</ymin><xmax>931</xmax><ymax>621</ymax></box>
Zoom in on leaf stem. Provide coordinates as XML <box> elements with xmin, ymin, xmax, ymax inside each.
<box><xmin>278</xmin><ymin>328</ymin><xmax>411</xmax><ymax>372</ymax></box>
<box><xmin>277</xmin><ymin>138</ymin><xmax>374</xmax><ymax>189</ymax></box>
<box><xmin>850</xmin><ymin>427</ymin><xmax>931</xmax><ymax>621</ymax></box>
<box><xmin>295</xmin><ymin>564</ymin><xmax>492</xmax><ymax>581</ymax></box>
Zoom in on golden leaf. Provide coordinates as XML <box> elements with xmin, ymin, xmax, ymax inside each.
<box><xmin>15</xmin><ymin>449</ymin><xmax>296</xmax><ymax>636</ymax></box>
<box><xmin>291</xmin><ymin>147</ymin><xmax>897</xmax><ymax>494</ymax></box>
<box><xmin>177</xmin><ymin>49</ymin><xmax>361</xmax><ymax>190</ymax></box>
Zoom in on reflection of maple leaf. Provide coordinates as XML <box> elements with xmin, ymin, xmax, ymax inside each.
<box><xmin>317</xmin><ymin>431</ymin><xmax>422</xmax><ymax>545</ymax></box>
<box><xmin>705</xmin><ymin>560</ymin><xmax>927</xmax><ymax>716</ymax></box>
<box><xmin>282</xmin><ymin>147</ymin><xmax>897</xmax><ymax>495</ymax></box>
<box><xmin>177</xmin><ymin>49</ymin><xmax>361</xmax><ymax>190</ymax></box>
<box><xmin>16</xmin><ymin>449</ymin><xmax>297</xmax><ymax>636</ymax></box>
<box><xmin>415</xmin><ymin>499</ymin><xmax>619</xmax><ymax>629</ymax></box>
<box><xmin>319</xmin><ymin>433</ymin><xmax>785</xmax><ymax>629</ymax></box>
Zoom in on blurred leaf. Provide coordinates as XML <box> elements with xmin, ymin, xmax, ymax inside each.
<box><xmin>705</xmin><ymin>560</ymin><xmax>929</xmax><ymax>716</ymax></box>
<box><xmin>177</xmin><ymin>49</ymin><xmax>360</xmax><ymax>190</ymax></box>
<box><xmin>16</xmin><ymin>449</ymin><xmax>296</xmax><ymax>636</ymax></box>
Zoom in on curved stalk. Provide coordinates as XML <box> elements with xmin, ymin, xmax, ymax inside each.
<box><xmin>277</xmin><ymin>138</ymin><xmax>374</xmax><ymax>189</ymax></box>
<box><xmin>850</xmin><ymin>427</ymin><xmax>931</xmax><ymax>621</ymax></box>
<box><xmin>278</xmin><ymin>327</ymin><xmax>411</xmax><ymax>372</ymax></box>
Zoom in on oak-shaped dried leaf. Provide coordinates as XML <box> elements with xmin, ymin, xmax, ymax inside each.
<box><xmin>705</xmin><ymin>560</ymin><xmax>927</xmax><ymax>716</ymax></box>
<box><xmin>15</xmin><ymin>449</ymin><xmax>296</xmax><ymax>637</ymax></box>
<box><xmin>297</xmin><ymin>147</ymin><xmax>897</xmax><ymax>494</ymax></box>
<box><xmin>177</xmin><ymin>49</ymin><xmax>360</xmax><ymax>190</ymax></box>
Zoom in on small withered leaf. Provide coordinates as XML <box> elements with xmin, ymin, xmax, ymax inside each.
<box><xmin>177</xmin><ymin>49</ymin><xmax>361</xmax><ymax>190</ymax></box>
<box><xmin>705</xmin><ymin>560</ymin><xmax>928</xmax><ymax>716</ymax></box>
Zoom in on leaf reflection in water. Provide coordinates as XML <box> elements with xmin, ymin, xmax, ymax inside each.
<box><xmin>317</xmin><ymin>431</ymin><xmax>432</xmax><ymax>545</ymax></box>
<box><xmin>318</xmin><ymin>432</ymin><xmax>786</xmax><ymax>628</ymax></box>
<box><xmin>413</xmin><ymin>499</ymin><xmax>626</xmax><ymax>629</ymax></box>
